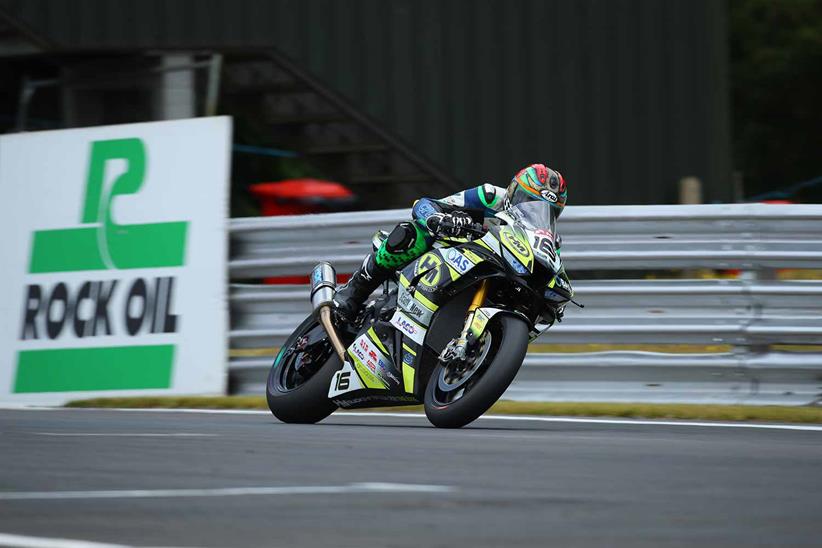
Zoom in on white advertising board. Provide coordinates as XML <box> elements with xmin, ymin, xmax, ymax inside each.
<box><xmin>0</xmin><ymin>117</ymin><xmax>231</xmax><ymax>404</ymax></box>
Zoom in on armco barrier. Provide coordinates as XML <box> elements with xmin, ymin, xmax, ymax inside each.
<box><xmin>228</xmin><ymin>204</ymin><xmax>822</xmax><ymax>404</ymax></box>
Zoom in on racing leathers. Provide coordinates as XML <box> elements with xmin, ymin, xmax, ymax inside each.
<box><xmin>332</xmin><ymin>183</ymin><xmax>568</xmax><ymax>323</ymax></box>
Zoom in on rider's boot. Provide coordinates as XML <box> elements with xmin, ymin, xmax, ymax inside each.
<box><xmin>332</xmin><ymin>253</ymin><xmax>392</xmax><ymax>323</ymax></box>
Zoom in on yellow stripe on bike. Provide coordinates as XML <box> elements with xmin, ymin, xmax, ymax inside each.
<box><xmin>402</xmin><ymin>363</ymin><xmax>415</xmax><ymax>393</ymax></box>
<box><xmin>367</xmin><ymin>327</ymin><xmax>388</xmax><ymax>354</ymax></box>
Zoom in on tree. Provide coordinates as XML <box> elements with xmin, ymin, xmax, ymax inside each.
<box><xmin>731</xmin><ymin>0</ymin><xmax>822</xmax><ymax>201</ymax></box>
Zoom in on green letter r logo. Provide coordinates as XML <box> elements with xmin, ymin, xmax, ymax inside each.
<box><xmin>29</xmin><ymin>138</ymin><xmax>188</xmax><ymax>273</ymax></box>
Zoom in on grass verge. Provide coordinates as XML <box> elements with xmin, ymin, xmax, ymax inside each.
<box><xmin>64</xmin><ymin>396</ymin><xmax>822</xmax><ymax>423</ymax></box>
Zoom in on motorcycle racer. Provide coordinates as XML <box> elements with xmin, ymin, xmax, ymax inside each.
<box><xmin>333</xmin><ymin>163</ymin><xmax>571</xmax><ymax>323</ymax></box>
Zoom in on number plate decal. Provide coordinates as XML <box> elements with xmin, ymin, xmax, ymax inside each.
<box><xmin>328</xmin><ymin>360</ymin><xmax>364</xmax><ymax>397</ymax></box>
<box><xmin>530</xmin><ymin>228</ymin><xmax>561</xmax><ymax>271</ymax></box>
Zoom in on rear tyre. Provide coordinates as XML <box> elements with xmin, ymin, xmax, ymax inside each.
<box><xmin>266</xmin><ymin>315</ymin><xmax>341</xmax><ymax>424</ymax></box>
<box><xmin>424</xmin><ymin>315</ymin><xmax>529</xmax><ymax>428</ymax></box>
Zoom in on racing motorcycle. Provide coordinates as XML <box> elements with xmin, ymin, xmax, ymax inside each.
<box><xmin>266</xmin><ymin>200</ymin><xmax>574</xmax><ymax>428</ymax></box>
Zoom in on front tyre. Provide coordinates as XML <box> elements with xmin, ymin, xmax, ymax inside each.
<box><xmin>266</xmin><ymin>315</ymin><xmax>341</xmax><ymax>424</ymax></box>
<box><xmin>424</xmin><ymin>315</ymin><xmax>529</xmax><ymax>428</ymax></box>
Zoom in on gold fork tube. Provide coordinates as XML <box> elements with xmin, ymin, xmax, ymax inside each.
<box><xmin>468</xmin><ymin>279</ymin><xmax>489</xmax><ymax>313</ymax></box>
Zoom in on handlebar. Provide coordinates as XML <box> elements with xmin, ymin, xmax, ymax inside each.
<box><xmin>438</xmin><ymin>218</ymin><xmax>486</xmax><ymax>238</ymax></box>
<box><xmin>465</xmin><ymin>222</ymin><xmax>487</xmax><ymax>236</ymax></box>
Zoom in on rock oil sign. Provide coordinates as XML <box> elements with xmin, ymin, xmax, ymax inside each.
<box><xmin>0</xmin><ymin>118</ymin><xmax>231</xmax><ymax>404</ymax></box>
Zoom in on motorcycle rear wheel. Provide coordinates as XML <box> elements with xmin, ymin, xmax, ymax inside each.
<box><xmin>424</xmin><ymin>315</ymin><xmax>529</xmax><ymax>428</ymax></box>
<box><xmin>266</xmin><ymin>315</ymin><xmax>341</xmax><ymax>424</ymax></box>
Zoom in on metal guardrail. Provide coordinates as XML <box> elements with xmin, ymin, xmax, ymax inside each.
<box><xmin>229</xmin><ymin>204</ymin><xmax>822</xmax><ymax>277</ymax></box>
<box><xmin>228</xmin><ymin>204</ymin><xmax>822</xmax><ymax>404</ymax></box>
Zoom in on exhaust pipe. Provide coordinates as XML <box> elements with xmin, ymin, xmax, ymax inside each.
<box><xmin>310</xmin><ymin>262</ymin><xmax>346</xmax><ymax>362</ymax></box>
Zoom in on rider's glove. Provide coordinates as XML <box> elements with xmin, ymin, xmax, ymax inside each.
<box><xmin>427</xmin><ymin>211</ymin><xmax>474</xmax><ymax>239</ymax></box>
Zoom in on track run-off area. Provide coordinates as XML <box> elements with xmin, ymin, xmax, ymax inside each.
<box><xmin>1</xmin><ymin>408</ymin><xmax>821</xmax><ymax>547</ymax></box>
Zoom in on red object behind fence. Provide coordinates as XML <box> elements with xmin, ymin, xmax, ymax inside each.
<box><xmin>249</xmin><ymin>179</ymin><xmax>354</xmax><ymax>284</ymax></box>
<box><xmin>249</xmin><ymin>179</ymin><xmax>353</xmax><ymax>216</ymax></box>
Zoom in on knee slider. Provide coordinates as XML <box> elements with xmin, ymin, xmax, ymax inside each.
<box><xmin>385</xmin><ymin>222</ymin><xmax>417</xmax><ymax>253</ymax></box>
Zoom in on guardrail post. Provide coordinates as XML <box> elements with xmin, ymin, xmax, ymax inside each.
<box><xmin>739</xmin><ymin>266</ymin><xmax>777</xmax><ymax>399</ymax></box>
<box><xmin>678</xmin><ymin>177</ymin><xmax>702</xmax><ymax>205</ymax></box>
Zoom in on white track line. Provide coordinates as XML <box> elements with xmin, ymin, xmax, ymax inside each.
<box><xmin>0</xmin><ymin>532</ymin><xmax>129</xmax><ymax>548</ymax></box>
<box><xmin>338</xmin><ymin>412</ymin><xmax>822</xmax><ymax>432</ymax></box>
<box><xmin>112</xmin><ymin>408</ymin><xmax>822</xmax><ymax>432</ymax></box>
<box><xmin>0</xmin><ymin>482</ymin><xmax>453</xmax><ymax>502</ymax></box>
<box><xmin>0</xmin><ymin>406</ymin><xmax>268</xmax><ymax>415</ymax></box>
<box><xmin>32</xmin><ymin>433</ymin><xmax>215</xmax><ymax>438</ymax></box>
<box><xmin>5</xmin><ymin>406</ymin><xmax>822</xmax><ymax>432</ymax></box>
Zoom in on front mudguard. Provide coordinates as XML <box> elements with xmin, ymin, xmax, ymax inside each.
<box><xmin>470</xmin><ymin>306</ymin><xmax>552</xmax><ymax>343</ymax></box>
<box><xmin>469</xmin><ymin>307</ymin><xmax>532</xmax><ymax>339</ymax></box>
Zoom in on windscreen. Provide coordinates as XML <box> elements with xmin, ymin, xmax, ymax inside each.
<box><xmin>505</xmin><ymin>200</ymin><xmax>557</xmax><ymax>234</ymax></box>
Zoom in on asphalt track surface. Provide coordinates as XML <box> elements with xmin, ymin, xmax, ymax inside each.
<box><xmin>1</xmin><ymin>409</ymin><xmax>821</xmax><ymax>547</ymax></box>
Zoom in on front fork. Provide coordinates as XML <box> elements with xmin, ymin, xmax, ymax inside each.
<box><xmin>439</xmin><ymin>279</ymin><xmax>489</xmax><ymax>362</ymax></box>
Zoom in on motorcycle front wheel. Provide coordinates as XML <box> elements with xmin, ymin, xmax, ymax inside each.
<box><xmin>424</xmin><ymin>315</ymin><xmax>529</xmax><ymax>428</ymax></box>
<box><xmin>266</xmin><ymin>315</ymin><xmax>341</xmax><ymax>424</ymax></box>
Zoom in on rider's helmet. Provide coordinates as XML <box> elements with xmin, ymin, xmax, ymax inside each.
<box><xmin>506</xmin><ymin>164</ymin><xmax>568</xmax><ymax>217</ymax></box>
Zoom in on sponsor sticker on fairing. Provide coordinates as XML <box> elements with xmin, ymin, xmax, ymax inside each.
<box><xmin>480</xmin><ymin>232</ymin><xmax>501</xmax><ymax>255</ymax></box>
<box><xmin>355</xmin><ymin>337</ymin><xmax>376</xmax><ymax>372</ymax></box>
<box><xmin>397</xmin><ymin>286</ymin><xmax>434</xmax><ymax>326</ymax></box>
<box><xmin>555</xmin><ymin>275</ymin><xmax>571</xmax><ymax>292</ymax></box>
<box><xmin>469</xmin><ymin>309</ymin><xmax>490</xmax><ymax>337</ymax></box>
<box><xmin>351</xmin><ymin>333</ymin><xmax>400</xmax><ymax>387</ymax></box>
<box><xmin>378</xmin><ymin>362</ymin><xmax>400</xmax><ymax>385</ymax></box>
<box><xmin>444</xmin><ymin>248</ymin><xmax>474</xmax><ymax>276</ymax></box>
<box><xmin>390</xmin><ymin>310</ymin><xmax>426</xmax><ymax>345</ymax></box>
<box><xmin>402</xmin><ymin>351</ymin><xmax>415</xmax><ymax>366</ymax></box>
